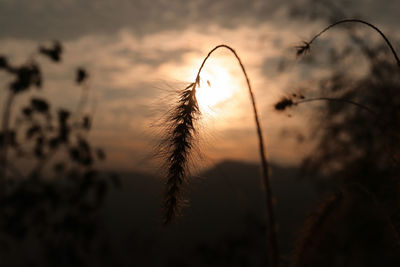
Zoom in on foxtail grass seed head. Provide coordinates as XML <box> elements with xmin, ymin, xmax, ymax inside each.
<box><xmin>162</xmin><ymin>82</ymin><xmax>200</xmax><ymax>225</ymax></box>
<box><xmin>275</xmin><ymin>94</ymin><xmax>377</xmax><ymax>117</ymax></box>
<box><xmin>295</xmin><ymin>19</ymin><xmax>400</xmax><ymax>67</ymax></box>
<box><xmin>275</xmin><ymin>97</ymin><xmax>295</xmax><ymax>111</ymax></box>
<box><xmin>296</xmin><ymin>41</ymin><xmax>311</xmax><ymax>57</ymax></box>
<box><xmin>162</xmin><ymin>44</ymin><xmax>279</xmax><ymax>267</ymax></box>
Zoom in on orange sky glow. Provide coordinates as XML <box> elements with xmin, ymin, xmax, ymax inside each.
<box><xmin>0</xmin><ymin>0</ymin><xmax>398</xmax><ymax>173</ymax></box>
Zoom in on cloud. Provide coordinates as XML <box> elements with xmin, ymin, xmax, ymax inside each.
<box><xmin>1</xmin><ymin>0</ymin><xmax>399</xmax><ymax>41</ymax></box>
<box><xmin>0</xmin><ymin>0</ymin><xmax>278</xmax><ymax>39</ymax></box>
<box><xmin>1</xmin><ymin>0</ymin><xmax>399</xmax><ymax>171</ymax></box>
<box><xmin>0</xmin><ymin>22</ymin><xmax>311</xmax><ymax>170</ymax></box>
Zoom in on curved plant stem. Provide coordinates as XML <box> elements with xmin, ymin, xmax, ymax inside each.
<box><xmin>306</xmin><ymin>19</ymin><xmax>400</xmax><ymax>67</ymax></box>
<box><xmin>295</xmin><ymin>97</ymin><xmax>377</xmax><ymax>116</ymax></box>
<box><xmin>293</xmin><ymin>97</ymin><xmax>400</xmax><ymax>165</ymax></box>
<box><xmin>75</xmin><ymin>83</ymin><xmax>90</xmax><ymax>117</ymax></box>
<box><xmin>195</xmin><ymin>44</ymin><xmax>279</xmax><ymax>267</ymax></box>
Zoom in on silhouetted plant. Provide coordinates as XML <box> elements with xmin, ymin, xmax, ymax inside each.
<box><xmin>296</xmin><ymin>19</ymin><xmax>400</xmax><ymax>67</ymax></box>
<box><xmin>276</xmin><ymin>18</ymin><xmax>400</xmax><ymax>266</ymax></box>
<box><xmin>290</xmin><ymin>19</ymin><xmax>400</xmax><ymax>171</ymax></box>
<box><xmin>0</xmin><ymin>41</ymin><xmax>118</xmax><ymax>266</ymax></box>
<box><xmin>0</xmin><ymin>57</ymin><xmax>42</xmax><ymax>183</ymax></box>
<box><xmin>161</xmin><ymin>44</ymin><xmax>279</xmax><ymax>267</ymax></box>
<box><xmin>161</xmin><ymin>82</ymin><xmax>200</xmax><ymax>224</ymax></box>
<box><xmin>275</xmin><ymin>95</ymin><xmax>377</xmax><ymax>116</ymax></box>
<box><xmin>39</xmin><ymin>40</ymin><xmax>63</xmax><ymax>62</ymax></box>
<box><xmin>292</xmin><ymin>184</ymin><xmax>400</xmax><ymax>267</ymax></box>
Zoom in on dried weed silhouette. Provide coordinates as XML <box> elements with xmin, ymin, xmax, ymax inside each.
<box><xmin>0</xmin><ymin>41</ymin><xmax>118</xmax><ymax>266</ymax></box>
<box><xmin>291</xmin><ymin>184</ymin><xmax>400</xmax><ymax>267</ymax></box>
<box><xmin>161</xmin><ymin>44</ymin><xmax>279</xmax><ymax>267</ymax></box>
<box><xmin>161</xmin><ymin>82</ymin><xmax>200</xmax><ymax>225</ymax></box>
<box><xmin>286</xmin><ymin>18</ymin><xmax>400</xmax><ymax>266</ymax></box>
<box><xmin>160</xmin><ymin>18</ymin><xmax>400</xmax><ymax>267</ymax></box>
<box><xmin>296</xmin><ymin>19</ymin><xmax>400</xmax><ymax>67</ymax></box>
<box><xmin>275</xmin><ymin>95</ymin><xmax>377</xmax><ymax>116</ymax></box>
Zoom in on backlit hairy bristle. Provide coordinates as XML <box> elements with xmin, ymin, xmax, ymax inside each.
<box><xmin>161</xmin><ymin>44</ymin><xmax>279</xmax><ymax>267</ymax></box>
<box><xmin>162</xmin><ymin>82</ymin><xmax>200</xmax><ymax>224</ymax></box>
<box><xmin>296</xmin><ymin>41</ymin><xmax>311</xmax><ymax>57</ymax></box>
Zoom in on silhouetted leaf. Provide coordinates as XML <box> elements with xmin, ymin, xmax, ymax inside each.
<box><xmin>58</xmin><ymin>109</ymin><xmax>70</xmax><ymax>122</ymax></box>
<box><xmin>96</xmin><ymin>149</ymin><xmax>105</xmax><ymax>160</ymax></box>
<box><xmin>34</xmin><ymin>137</ymin><xmax>44</xmax><ymax>158</ymax></box>
<box><xmin>76</xmin><ymin>68</ymin><xmax>88</xmax><ymax>84</ymax></box>
<box><xmin>275</xmin><ymin>97</ymin><xmax>294</xmax><ymax>111</ymax></box>
<box><xmin>0</xmin><ymin>131</ymin><xmax>17</xmax><ymax>146</ymax></box>
<box><xmin>31</xmin><ymin>98</ymin><xmax>49</xmax><ymax>113</ymax></box>
<box><xmin>69</xmin><ymin>147</ymin><xmax>80</xmax><ymax>162</ymax></box>
<box><xmin>10</xmin><ymin>64</ymin><xmax>42</xmax><ymax>93</ymax></box>
<box><xmin>26</xmin><ymin>125</ymin><xmax>41</xmax><ymax>139</ymax></box>
<box><xmin>22</xmin><ymin>107</ymin><xmax>33</xmax><ymax>117</ymax></box>
<box><xmin>48</xmin><ymin>137</ymin><xmax>60</xmax><ymax>149</ymax></box>
<box><xmin>83</xmin><ymin>116</ymin><xmax>90</xmax><ymax>130</ymax></box>
<box><xmin>39</xmin><ymin>41</ymin><xmax>63</xmax><ymax>62</ymax></box>
<box><xmin>78</xmin><ymin>138</ymin><xmax>90</xmax><ymax>151</ymax></box>
<box><xmin>78</xmin><ymin>138</ymin><xmax>93</xmax><ymax>165</ymax></box>
<box><xmin>296</xmin><ymin>41</ymin><xmax>311</xmax><ymax>56</ymax></box>
<box><xmin>0</xmin><ymin>56</ymin><xmax>9</xmax><ymax>69</ymax></box>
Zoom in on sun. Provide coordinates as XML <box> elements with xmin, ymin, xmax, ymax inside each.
<box><xmin>195</xmin><ymin>65</ymin><xmax>235</xmax><ymax>111</ymax></box>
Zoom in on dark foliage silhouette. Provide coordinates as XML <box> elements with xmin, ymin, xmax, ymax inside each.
<box><xmin>0</xmin><ymin>41</ymin><xmax>118</xmax><ymax>266</ymax></box>
<box><xmin>39</xmin><ymin>40</ymin><xmax>63</xmax><ymax>62</ymax></box>
<box><xmin>275</xmin><ymin>17</ymin><xmax>400</xmax><ymax>266</ymax></box>
<box><xmin>292</xmin><ymin>184</ymin><xmax>400</xmax><ymax>267</ymax></box>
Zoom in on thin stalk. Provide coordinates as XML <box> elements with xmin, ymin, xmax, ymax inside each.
<box><xmin>0</xmin><ymin>91</ymin><xmax>15</xmax><ymax>185</ymax></box>
<box><xmin>75</xmin><ymin>83</ymin><xmax>90</xmax><ymax>117</ymax></box>
<box><xmin>195</xmin><ymin>44</ymin><xmax>279</xmax><ymax>267</ymax></box>
<box><xmin>30</xmin><ymin>147</ymin><xmax>59</xmax><ymax>179</ymax></box>
<box><xmin>293</xmin><ymin>97</ymin><xmax>400</xmax><ymax>165</ymax></box>
<box><xmin>301</xmin><ymin>19</ymin><xmax>400</xmax><ymax>67</ymax></box>
<box><xmin>292</xmin><ymin>183</ymin><xmax>400</xmax><ymax>267</ymax></box>
<box><xmin>295</xmin><ymin>97</ymin><xmax>377</xmax><ymax>116</ymax></box>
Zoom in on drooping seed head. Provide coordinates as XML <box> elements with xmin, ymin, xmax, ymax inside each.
<box><xmin>275</xmin><ymin>97</ymin><xmax>294</xmax><ymax>111</ymax></box>
<box><xmin>296</xmin><ymin>41</ymin><xmax>311</xmax><ymax>57</ymax></box>
<box><xmin>162</xmin><ymin>82</ymin><xmax>200</xmax><ymax>224</ymax></box>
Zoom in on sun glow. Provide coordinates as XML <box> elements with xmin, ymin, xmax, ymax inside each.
<box><xmin>195</xmin><ymin>65</ymin><xmax>235</xmax><ymax>111</ymax></box>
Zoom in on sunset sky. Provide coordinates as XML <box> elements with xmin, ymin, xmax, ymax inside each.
<box><xmin>0</xmin><ymin>0</ymin><xmax>399</xmax><ymax>173</ymax></box>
